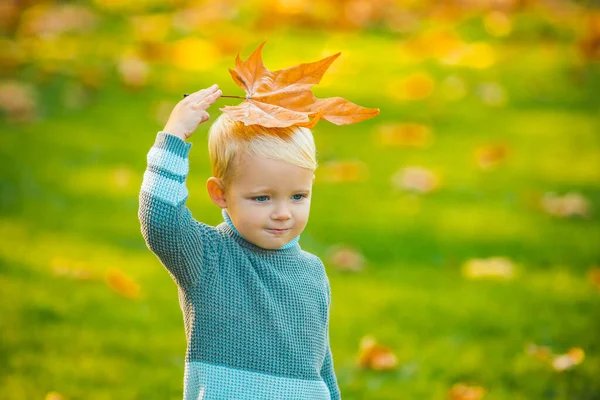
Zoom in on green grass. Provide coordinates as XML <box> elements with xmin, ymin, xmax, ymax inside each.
<box><xmin>1</xmin><ymin>29</ymin><xmax>599</xmax><ymax>399</ymax></box>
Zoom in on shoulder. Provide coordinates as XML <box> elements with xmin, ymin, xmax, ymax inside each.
<box><xmin>299</xmin><ymin>249</ymin><xmax>324</xmax><ymax>266</ymax></box>
<box><xmin>299</xmin><ymin>250</ymin><xmax>329</xmax><ymax>287</ymax></box>
<box><xmin>184</xmin><ymin>220</ymin><xmax>224</xmax><ymax>259</ymax></box>
<box><xmin>189</xmin><ymin>219</ymin><xmax>220</xmax><ymax>240</ymax></box>
<box><xmin>299</xmin><ymin>250</ymin><xmax>332</xmax><ymax>305</ymax></box>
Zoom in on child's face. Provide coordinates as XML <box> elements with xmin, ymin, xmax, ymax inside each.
<box><xmin>220</xmin><ymin>154</ymin><xmax>314</xmax><ymax>249</ymax></box>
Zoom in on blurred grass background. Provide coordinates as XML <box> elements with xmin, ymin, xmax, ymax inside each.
<box><xmin>1</xmin><ymin>0</ymin><xmax>599</xmax><ymax>399</ymax></box>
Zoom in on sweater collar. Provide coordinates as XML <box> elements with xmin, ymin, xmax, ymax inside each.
<box><xmin>221</xmin><ymin>208</ymin><xmax>300</xmax><ymax>251</ymax></box>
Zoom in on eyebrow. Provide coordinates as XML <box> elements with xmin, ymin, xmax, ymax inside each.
<box><xmin>247</xmin><ymin>188</ymin><xmax>311</xmax><ymax>195</ymax></box>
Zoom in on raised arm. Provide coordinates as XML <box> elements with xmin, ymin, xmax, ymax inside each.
<box><xmin>138</xmin><ymin>131</ymin><xmax>214</xmax><ymax>287</ymax></box>
<box><xmin>138</xmin><ymin>85</ymin><xmax>222</xmax><ymax>288</ymax></box>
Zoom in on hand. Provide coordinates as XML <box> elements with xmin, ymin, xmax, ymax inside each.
<box><xmin>163</xmin><ymin>84</ymin><xmax>222</xmax><ymax>141</ymax></box>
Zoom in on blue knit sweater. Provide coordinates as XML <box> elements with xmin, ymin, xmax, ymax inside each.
<box><xmin>138</xmin><ymin>131</ymin><xmax>341</xmax><ymax>399</ymax></box>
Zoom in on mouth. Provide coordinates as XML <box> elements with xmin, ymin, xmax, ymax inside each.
<box><xmin>265</xmin><ymin>228</ymin><xmax>290</xmax><ymax>235</ymax></box>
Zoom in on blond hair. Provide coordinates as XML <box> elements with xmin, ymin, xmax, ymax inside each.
<box><xmin>207</xmin><ymin>112</ymin><xmax>317</xmax><ymax>186</ymax></box>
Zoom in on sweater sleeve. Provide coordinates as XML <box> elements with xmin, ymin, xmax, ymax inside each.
<box><xmin>321</xmin><ymin>281</ymin><xmax>341</xmax><ymax>399</ymax></box>
<box><xmin>138</xmin><ymin>130</ymin><xmax>217</xmax><ymax>288</ymax></box>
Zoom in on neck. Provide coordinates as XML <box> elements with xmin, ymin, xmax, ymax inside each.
<box><xmin>221</xmin><ymin>209</ymin><xmax>300</xmax><ymax>250</ymax></box>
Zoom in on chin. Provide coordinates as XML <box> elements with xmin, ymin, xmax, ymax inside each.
<box><xmin>255</xmin><ymin>236</ymin><xmax>290</xmax><ymax>250</ymax></box>
<box><xmin>262</xmin><ymin>241</ymin><xmax>287</xmax><ymax>250</ymax></box>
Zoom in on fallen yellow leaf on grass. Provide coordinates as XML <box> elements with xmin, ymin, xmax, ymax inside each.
<box><xmin>50</xmin><ymin>257</ymin><xmax>94</xmax><ymax>281</ymax></box>
<box><xmin>483</xmin><ymin>11</ymin><xmax>512</xmax><ymax>37</ymax></box>
<box><xmin>578</xmin><ymin>11</ymin><xmax>600</xmax><ymax>62</ymax></box>
<box><xmin>129</xmin><ymin>13</ymin><xmax>170</xmax><ymax>42</ymax></box>
<box><xmin>526</xmin><ymin>342</ymin><xmax>585</xmax><ymax>372</ymax></box>
<box><xmin>541</xmin><ymin>192</ymin><xmax>590</xmax><ymax>218</ymax></box>
<box><xmin>448</xmin><ymin>383</ymin><xmax>486</xmax><ymax>400</ymax></box>
<box><xmin>387</xmin><ymin>71</ymin><xmax>435</xmax><ymax>101</ymax></box>
<box><xmin>443</xmin><ymin>42</ymin><xmax>496</xmax><ymax>70</ymax></box>
<box><xmin>476</xmin><ymin>82</ymin><xmax>507</xmax><ymax>107</ymax></box>
<box><xmin>117</xmin><ymin>55</ymin><xmax>149</xmax><ymax>89</ymax></box>
<box><xmin>587</xmin><ymin>267</ymin><xmax>600</xmax><ymax>289</ymax></box>
<box><xmin>171</xmin><ymin>37</ymin><xmax>221</xmax><ymax>73</ymax></box>
<box><xmin>19</xmin><ymin>3</ymin><xmax>98</xmax><ymax>37</ymax></box>
<box><xmin>474</xmin><ymin>144</ymin><xmax>508</xmax><ymax>170</ymax></box>
<box><xmin>552</xmin><ymin>347</ymin><xmax>585</xmax><ymax>372</ymax></box>
<box><xmin>105</xmin><ymin>267</ymin><xmax>141</xmax><ymax>299</ymax></box>
<box><xmin>356</xmin><ymin>335</ymin><xmax>398</xmax><ymax>371</ymax></box>
<box><xmin>45</xmin><ymin>392</ymin><xmax>65</xmax><ymax>400</ymax></box>
<box><xmin>0</xmin><ymin>80</ymin><xmax>39</xmax><ymax>123</ymax></box>
<box><xmin>317</xmin><ymin>160</ymin><xmax>369</xmax><ymax>183</ymax></box>
<box><xmin>0</xmin><ymin>38</ymin><xmax>25</xmax><ymax>73</ymax></box>
<box><xmin>391</xmin><ymin>166</ymin><xmax>440</xmax><ymax>194</ymax></box>
<box><xmin>327</xmin><ymin>245</ymin><xmax>365</xmax><ymax>272</ymax></box>
<box><xmin>374</xmin><ymin>122</ymin><xmax>433</xmax><ymax>148</ymax></box>
<box><xmin>525</xmin><ymin>343</ymin><xmax>553</xmax><ymax>363</ymax></box>
<box><xmin>404</xmin><ymin>29</ymin><xmax>464</xmax><ymax>61</ymax></box>
<box><xmin>462</xmin><ymin>257</ymin><xmax>515</xmax><ymax>280</ymax></box>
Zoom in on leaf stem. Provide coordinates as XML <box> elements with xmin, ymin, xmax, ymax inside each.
<box><xmin>221</xmin><ymin>95</ymin><xmax>245</xmax><ymax>99</ymax></box>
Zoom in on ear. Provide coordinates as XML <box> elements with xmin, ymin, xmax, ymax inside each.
<box><xmin>206</xmin><ymin>177</ymin><xmax>227</xmax><ymax>209</ymax></box>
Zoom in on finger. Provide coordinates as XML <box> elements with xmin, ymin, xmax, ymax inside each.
<box><xmin>185</xmin><ymin>84</ymin><xmax>219</xmax><ymax>103</ymax></box>
<box><xmin>193</xmin><ymin>90</ymin><xmax>222</xmax><ymax>109</ymax></box>
<box><xmin>184</xmin><ymin>85</ymin><xmax>218</xmax><ymax>104</ymax></box>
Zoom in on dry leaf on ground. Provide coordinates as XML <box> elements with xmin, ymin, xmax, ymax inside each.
<box><xmin>317</xmin><ymin>160</ymin><xmax>369</xmax><ymax>183</ymax></box>
<box><xmin>327</xmin><ymin>245</ymin><xmax>365</xmax><ymax>272</ymax></box>
<box><xmin>474</xmin><ymin>144</ymin><xmax>508</xmax><ymax>170</ymax></box>
<box><xmin>448</xmin><ymin>383</ymin><xmax>486</xmax><ymax>400</ymax></box>
<box><xmin>374</xmin><ymin>122</ymin><xmax>433</xmax><ymax>148</ymax></box>
<box><xmin>541</xmin><ymin>192</ymin><xmax>590</xmax><ymax>218</ymax></box>
<box><xmin>45</xmin><ymin>392</ymin><xmax>65</xmax><ymax>400</ymax></box>
<box><xmin>587</xmin><ymin>267</ymin><xmax>600</xmax><ymax>289</ymax></box>
<box><xmin>391</xmin><ymin>166</ymin><xmax>440</xmax><ymax>193</ymax></box>
<box><xmin>357</xmin><ymin>335</ymin><xmax>398</xmax><ymax>371</ymax></box>
<box><xmin>461</xmin><ymin>257</ymin><xmax>516</xmax><ymax>280</ymax></box>
<box><xmin>105</xmin><ymin>267</ymin><xmax>141</xmax><ymax>299</ymax></box>
<box><xmin>526</xmin><ymin>343</ymin><xmax>585</xmax><ymax>372</ymax></box>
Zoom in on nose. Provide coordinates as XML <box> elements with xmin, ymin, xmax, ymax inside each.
<box><xmin>271</xmin><ymin>202</ymin><xmax>291</xmax><ymax>221</ymax></box>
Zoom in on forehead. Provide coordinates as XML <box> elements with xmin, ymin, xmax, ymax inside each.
<box><xmin>231</xmin><ymin>154</ymin><xmax>314</xmax><ymax>192</ymax></box>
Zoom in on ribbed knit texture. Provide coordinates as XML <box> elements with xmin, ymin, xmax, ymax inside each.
<box><xmin>138</xmin><ymin>131</ymin><xmax>341</xmax><ymax>399</ymax></box>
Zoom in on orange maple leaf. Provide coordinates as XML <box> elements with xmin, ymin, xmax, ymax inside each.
<box><xmin>105</xmin><ymin>267</ymin><xmax>141</xmax><ymax>299</ymax></box>
<box><xmin>220</xmin><ymin>41</ymin><xmax>380</xmax><ymax>128</ymax></box>
<box><xmin>356</xmin><ymin>335</ymin><xmax>398</xmax><ymax>371</ymax></box>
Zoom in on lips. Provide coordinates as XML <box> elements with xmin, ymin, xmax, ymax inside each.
<box><xmin>266</xmin><ymin>228</ymin><xmax>290</xmax><ymax>235</ymax></box>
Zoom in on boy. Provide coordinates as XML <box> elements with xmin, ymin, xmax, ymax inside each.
<box><xmin>138</xmin><ymin>84</ymin><xmax>341</xmax><ymax>399</ymax></box>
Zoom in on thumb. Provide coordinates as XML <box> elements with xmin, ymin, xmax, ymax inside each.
<box><xmin>200</xmin><ymin>111</ymin><xmax>210</xmax><ymax>123</ymax></box>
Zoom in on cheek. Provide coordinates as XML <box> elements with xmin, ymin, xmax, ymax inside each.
<box><xmin>242</xmin><ymin>203</ymin><xmax>269</xmax><ymax>225</ymax></box>
<box><xmin>295</xmin><ymin>202</ymin><xmax>311</xmax><ymax>222</ymax></box>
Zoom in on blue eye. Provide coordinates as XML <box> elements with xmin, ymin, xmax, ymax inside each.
<box><xmin>253</xmin><ymin>196</ymin><xmax>269</xmax><ymax>202</ymax></box>
<box><xmin>292</xmin><ymin>194</ymin><xmax>305</xmax><ymax>201</ymax></box>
